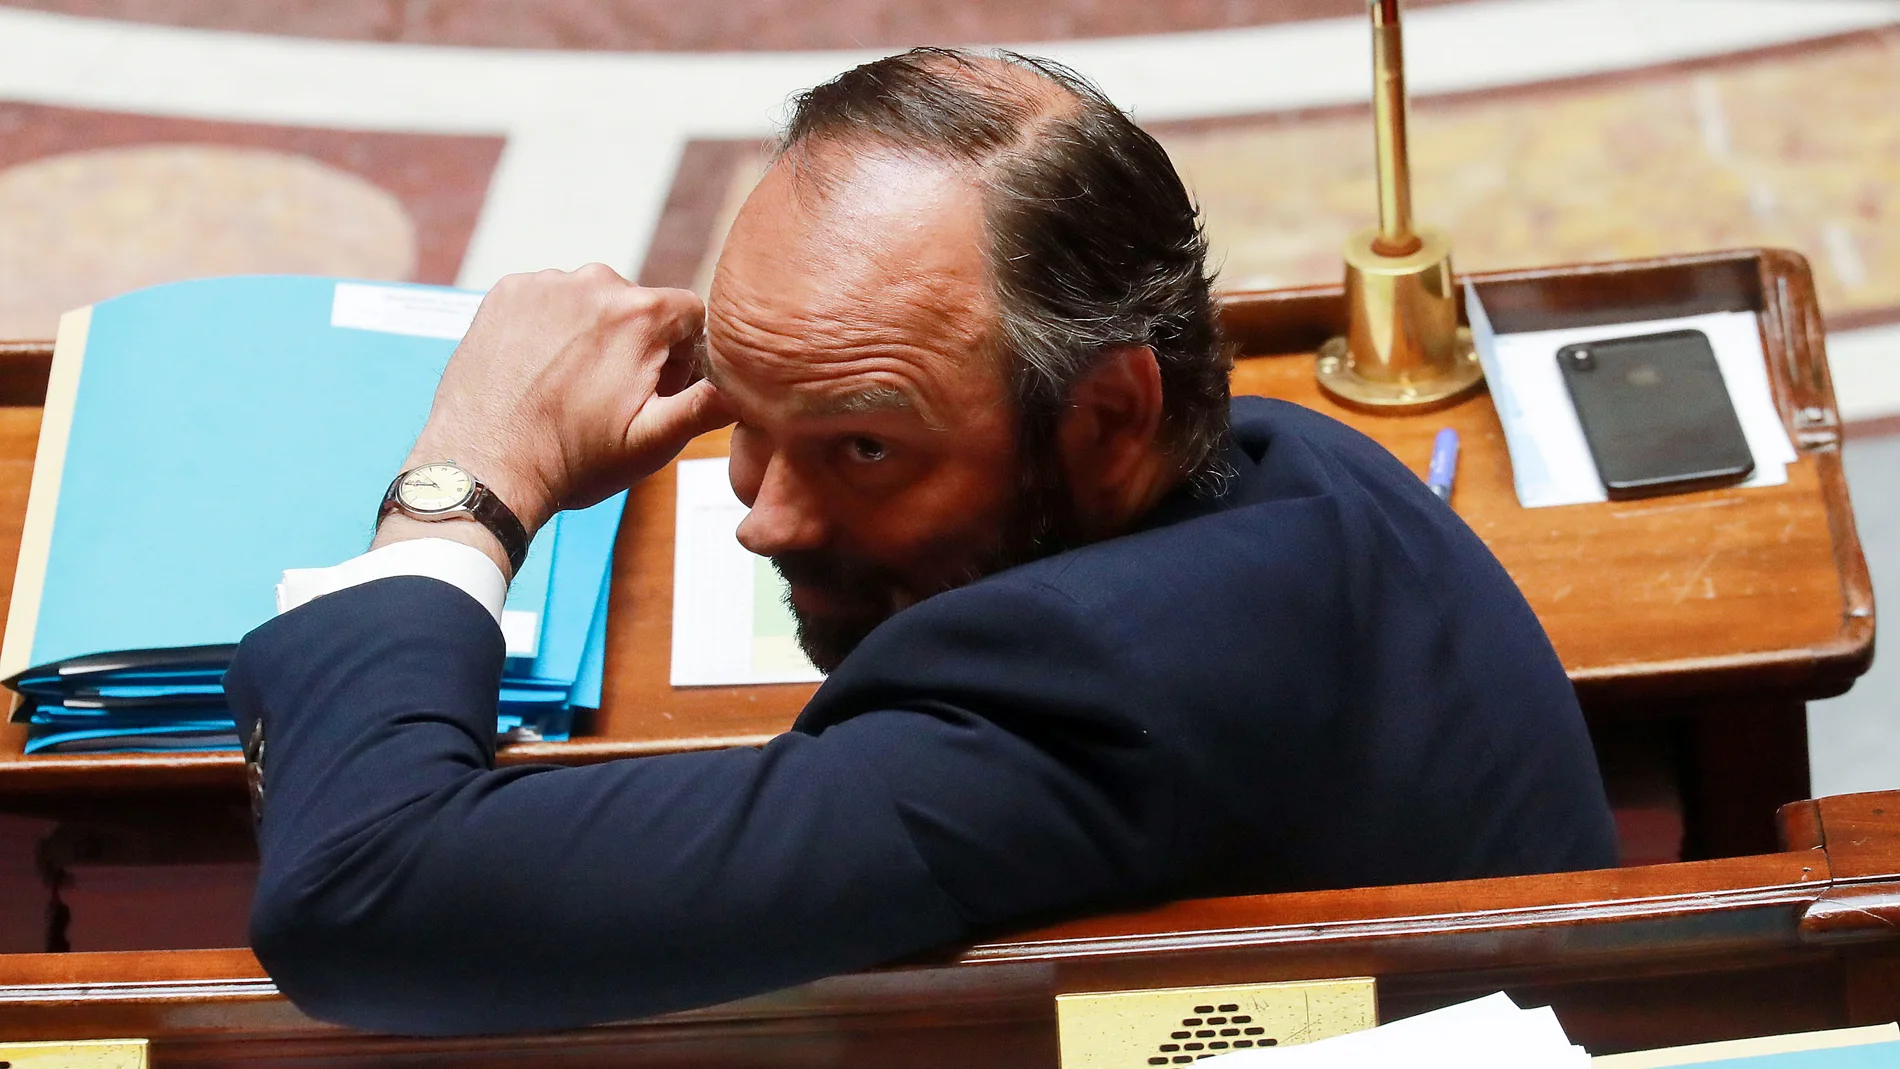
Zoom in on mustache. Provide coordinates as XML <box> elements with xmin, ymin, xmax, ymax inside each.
<box><xmin>770</xmin><ymin>550</ymin><xmax>898</xmax><ymax>601</ymax></box>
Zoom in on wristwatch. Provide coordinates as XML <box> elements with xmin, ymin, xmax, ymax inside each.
<box><xmin>379</xmin><ymin>462</ymin><xmax>531</xmax><ymax>575</ymax></box>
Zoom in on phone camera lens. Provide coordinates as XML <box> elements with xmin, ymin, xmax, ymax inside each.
<box><xmin>1567</xmin><ymin>349</ymin><xmax>1596</xmax><ymax>371</ymax></box>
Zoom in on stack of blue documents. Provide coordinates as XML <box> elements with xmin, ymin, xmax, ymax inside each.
<box><xmin>1</xmin><ymin>276</ymin><xmax>617</xmax><ymax>754</ymax></box>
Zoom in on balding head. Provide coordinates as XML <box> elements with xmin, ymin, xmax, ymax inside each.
<box><xmin>778</xmin><ymin>50</ymin><xmax>1078</xmax><ymax>178</ymax></box>
<box><xmin>774</xmin><ymin>48</ymin><xmax>1229</xmax><ymax>490</ymax></box>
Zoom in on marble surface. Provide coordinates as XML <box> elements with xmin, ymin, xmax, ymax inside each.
<box><xmin>0</xmin><ymin>101</ymin><xmax>502</xmax><ymax>339</ymax></box>
<box><xmin>0</xmin><ymin>0</ymin><xmax>1466</xmax><ymax>51</ymax></box>
<box><xmin>0</xmin><ymin>144</ymin><xmax>415</xmax><ymax>338</ymax></box>
<box><xmin>1168</xmin><ymin>30</ymin><xmax>1900</xmax><ymax>330</ymax></box>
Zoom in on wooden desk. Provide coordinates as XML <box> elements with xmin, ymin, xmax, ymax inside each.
<box><xmin>0</xmin><ymin>248</ymin><xmax>1871</xmax><ymax>896</ymax></box>
<box><xmin>1</xmin><ymin>789</ymin><xmax>1896</xmax><ymax>1065</ymax></box>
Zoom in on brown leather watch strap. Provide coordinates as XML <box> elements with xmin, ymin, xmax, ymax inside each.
<box><xmin>464</xmin><ymin>482</ymin><xmax>531</xmax><ymax>575</ymax></box>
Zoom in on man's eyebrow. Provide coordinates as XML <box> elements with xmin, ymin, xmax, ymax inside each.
<box><xmin>796</xmin><ymin>384</ymin><xmax>916</xmax><ymax>418</ymax></box>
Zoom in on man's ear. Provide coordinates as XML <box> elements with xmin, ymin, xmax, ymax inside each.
<box><xmin>1056</xmin><ymin>345</ymin><xmax>1166</xmax><ymax>512</ymax></box>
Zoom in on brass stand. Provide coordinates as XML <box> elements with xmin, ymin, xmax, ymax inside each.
<box><xmin>1316</xmin><ymin>0</ymin><xmax>1482</xmax><ymax>411</ymax></box>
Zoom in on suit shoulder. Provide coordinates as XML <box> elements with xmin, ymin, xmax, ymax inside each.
<box><xmin>1229</xmin><ymin>396</ymin><xmax>1429</xmax><ymax>481</ymax></box>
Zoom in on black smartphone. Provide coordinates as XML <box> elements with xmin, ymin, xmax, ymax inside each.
<box><xmin>1556</xmin><ymin>328</ymin><xmax>1754</xmax><ymax>500</ymax></box>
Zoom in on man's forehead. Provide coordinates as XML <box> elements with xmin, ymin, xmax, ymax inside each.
<box><xmin>704</xmin><ymin>146</ymin><xmax>999</xmax><ymax>411</ymax></box>
<box><xmin>700</xmin><ymin>355</ymin><xmax>919</xmax><ymax>422</ymax></box>
<box><xmin>713</xmin><ymin>150</ymin><xmax>988</xmax><ymax>313</ymax></box>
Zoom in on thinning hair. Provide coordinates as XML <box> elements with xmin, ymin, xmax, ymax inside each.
<box><xmin>778</xmin><ymin>48</ymin><xmax>1232</xmax><ymax>492</ymax></box>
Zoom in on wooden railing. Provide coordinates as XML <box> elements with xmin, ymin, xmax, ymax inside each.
<box><xmin>0</xmin><ymin>791</ymin><xmax>1894</xmax><ymax>1066</ymax></box>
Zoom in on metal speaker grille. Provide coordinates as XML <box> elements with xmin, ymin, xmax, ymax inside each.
<box><xmin>1055</xmin><ymin>977</ymin><xmax>1376</xmax><ymax>1069</ymax></box>
<box><xmin>1149</xmin><ymin>999</ymin><xmax>1277</xmax><ymax>1063</ymax></box>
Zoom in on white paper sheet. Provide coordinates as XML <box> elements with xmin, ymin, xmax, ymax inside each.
<box><xmin>1466</xmin><ymin>285</ymin><xmax>1797</xmax><ymax>510</ymax></box>
<box><xmin>1203</xmin><ymin>992</ymin><xmax>1589</xmax><ymax>1069</ymax></box>
<box><xmin>669</xmin><ymin>456</ymin><xmax>825</xmax><ymax>688</ymax></box>
<box><xmin>330</xmin><ymin>281</ymin><xmax>483</xmax><ymax>340</ymax></box>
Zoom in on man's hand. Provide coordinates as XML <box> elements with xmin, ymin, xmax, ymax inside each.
<box><xmin>376</xmin><ymin>265</ymin><xmax>733</xmax><ymax>571</ymax></box>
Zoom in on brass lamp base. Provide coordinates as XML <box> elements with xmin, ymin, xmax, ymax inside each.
<box><xmin>1316</xmin><ymin>225</ymin><xmax>1484</xmax><ymax>411</ymax></box>
<box><xmin>1315</xmin><ymin>331</ymin><xmax>1481</xmax><ymax>410</ymax></box>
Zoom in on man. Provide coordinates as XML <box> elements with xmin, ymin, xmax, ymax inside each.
<box><xmin>229</xmin><ymin>49</ymin><xmax>1616</xmax><ymax>1037</ymax></box>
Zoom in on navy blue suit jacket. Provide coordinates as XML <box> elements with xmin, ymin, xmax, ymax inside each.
<box><xmin>227</xmin><ymin>397</ymin><xmax>1616</xmax><ymax>1036</ymax></box>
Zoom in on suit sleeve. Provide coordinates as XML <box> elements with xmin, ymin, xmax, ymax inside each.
<box><xmin>226</xmin><ymin>575</ymin><xmax>1165</xmax><ymax>1037</ymax></box>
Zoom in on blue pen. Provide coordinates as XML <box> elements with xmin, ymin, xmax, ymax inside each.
<box><xmin>1427</xmin><ymin>428</ymin><xmax>1460</xmax><ymax>503</ymax></box>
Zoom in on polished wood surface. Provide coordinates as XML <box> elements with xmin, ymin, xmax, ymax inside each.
<box><xmin>1</xmin><ymin>789</ymin><xmax>1896</xmax><ymax>1065</ymax></box>
<box><xmin>0</xmin><ymin>248</ymin><xmax>1863</xmax><ymax>796</ymax></box>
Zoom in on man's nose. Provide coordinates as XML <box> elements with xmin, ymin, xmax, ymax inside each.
<box><xmin>735</xmin><ymin>459</ymin><xmax>828</xmax><ymax>557</ymax></box>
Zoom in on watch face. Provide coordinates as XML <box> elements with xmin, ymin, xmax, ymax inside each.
<box><xmin>397</xmin><ymin>464</ymin><xmax>474</xmax><ymax>513</ymax></box>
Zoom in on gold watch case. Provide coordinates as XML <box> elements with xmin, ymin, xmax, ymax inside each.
<box><xmin>393</xmin><ymin>462</ymin><xmax>477</xmax><ymax>515</ymax></box>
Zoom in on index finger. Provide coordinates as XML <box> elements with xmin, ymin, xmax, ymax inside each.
<box><xmin>658</xmin><ymin>329</ymin><xmax>707</xmax><ymax>397</ymax></box>
<box><xmin>622</xmin><ymin>285</ymin><xmax>705</xmax><ymax>349</ymax></box>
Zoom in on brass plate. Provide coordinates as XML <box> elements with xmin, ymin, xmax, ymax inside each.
<box><xmin>1056</xmin><ymin>977</ymin><xmax>1376</xmax><ymax>1068</ymax></box>
<box><xmin>0</xmin><ymin>1039</ymin><xmax>147</xmax><ymax>1069</ymax></box>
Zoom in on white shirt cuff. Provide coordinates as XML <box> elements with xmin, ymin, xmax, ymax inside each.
<box><xmin>277</xmin><ymin>538</ymin><xmax>509</xmax><ymax>624</ymax></box>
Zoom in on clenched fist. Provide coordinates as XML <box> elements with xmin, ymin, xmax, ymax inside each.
<box><xmin>380</xmin><ymin>264</ymin><xmax>733</xmax><ymax>567</ymax></box>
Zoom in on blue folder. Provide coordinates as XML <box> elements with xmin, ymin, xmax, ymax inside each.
<box><xmin>4</xmin><ymin>276</ymin><xmax>626</xmax><ymax>752</ymax></box>
<box><xmin>1668</xmin><ymin>1042</ymin><xmax>1900</xmax><ymax>1068</ymax></box>
<box><xmin>7</xmin><ymin>275</ymin><xmax>556</xmax><ymax>674</ymax></box>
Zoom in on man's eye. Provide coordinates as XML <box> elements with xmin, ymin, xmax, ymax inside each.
<box><xmin>845</xmin><ymin>437</ymin><xmax>888</xmax><ymax>463</ymax></box>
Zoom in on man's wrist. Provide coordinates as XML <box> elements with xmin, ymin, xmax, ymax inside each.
<box><xmin>371</xmin><ymin>512</ymin><xmax>517</xmax><ymax>581</ymax></box>
<box><xmin>376</xmin><ymin>439</ymin><xmax>551</xmax><ymax>581</ymax></box>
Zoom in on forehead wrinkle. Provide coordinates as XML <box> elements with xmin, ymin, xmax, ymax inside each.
<box><xmin>745</xmin><ymin>153</ymin><xmax>996</xmax><ymax>333</ymax></box>
<box><xmin>711</xmin><ymin>229</ymin><xmax>984</xmax><ymax>351</ymax></box>
<box><xmin>709</xmin><ymin>299</ymin><xmax>955</xmax><ymax>373</ymax></box>
<box><xmin>788</xmin><ymin>268</ymin><xmax>989</xmax><ymax>358</ymax></box>
<box><xmin>709</xmin><ymin>273</ymin><xmax>992</xmax><ymax>388</ymax></box>
<box><xmin>705</xmin><ymin>316</ymin><xmax>954</xmax><ymax>429</ymax></box>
